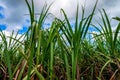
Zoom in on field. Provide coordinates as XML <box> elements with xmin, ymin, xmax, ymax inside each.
<box><xmin>0</xmin><ymin>0</ymin><xmax>120</xmax><ymax>80</ymax></box>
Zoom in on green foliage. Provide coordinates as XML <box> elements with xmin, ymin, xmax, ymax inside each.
<box><xmin>0</xmin><ymin>0</ymin><xmax>120</xmax><ymax>80</ymax></box>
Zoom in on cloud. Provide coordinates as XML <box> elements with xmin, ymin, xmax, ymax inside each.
<box><xmin>0</xmin><ymin>30</ymin><xmax>25</xmax><ymax>43</ymax></box>
<box><xmin>0</xmin><ymin>0</ymin><xmax>27</xmax><ymax>23</ymax></box>
<box><xmin>0</xmin><ymin>0</ymin><xmax>29</xmax><ymax>32</ymax></box>
<box><xmin>0</xmin><ymin>0</ymin><xmax>120</xmax><ymax>33</ymax></box>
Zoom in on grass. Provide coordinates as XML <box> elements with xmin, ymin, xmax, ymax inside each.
<box><xmin>0</xmin><ymin>0</ymin><xmax>120</xmax><ymax>80</ymax></box>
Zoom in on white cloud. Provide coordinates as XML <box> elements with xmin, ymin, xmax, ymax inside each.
<box><xmin>0</xmin><ymin>0</ymin><xmax>120</xmax><ymax>33</ymax></box>
<box><xmin>0</xmin><ymin>30</ymin><xmax>25</xmax><ymax>44</ymax></box>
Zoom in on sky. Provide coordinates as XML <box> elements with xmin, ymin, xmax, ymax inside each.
<box><xmin>0</xmin><ymin>0</ymin><xmax>120</xmax><ymax>34</ymax></box>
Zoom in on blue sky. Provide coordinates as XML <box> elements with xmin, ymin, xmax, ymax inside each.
<box><xmin>0</xmin><ymin>24</ymin><xmax>6</xmax><ymax>30</ymax></box>
<box><xmin>0</xmin><ymin>0</ymin><xmax>120</xmax><ymax>34</ymax></box>
<box><xmin>0</xmin><ymin>6</ymin><xmax>5</xmax><ymax>19</ymax></box>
